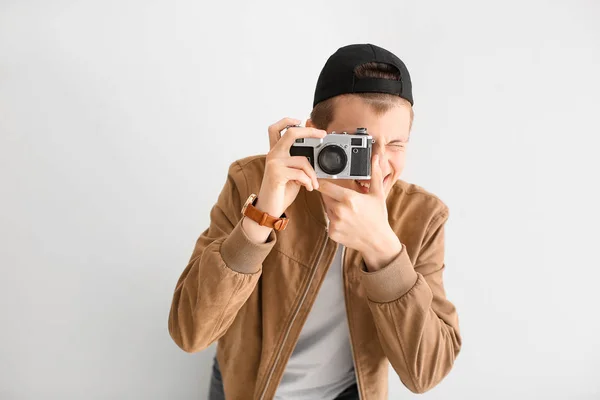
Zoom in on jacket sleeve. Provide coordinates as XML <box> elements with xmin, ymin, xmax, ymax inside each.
<box><xmin>168</xmin><ymin>161</ymin><xmax>276</xmax><ymax>353</ymax></box>
<box><xmin>359</xmin><ymin>210</ymin><xmax>461</xmax><ymax>394</ymax></box>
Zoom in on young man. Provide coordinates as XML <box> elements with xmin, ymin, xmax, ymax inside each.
<box><xmin>168</xmin><ymin>44</ymin><xmax>461</xmax><ymax>400</ymax></box>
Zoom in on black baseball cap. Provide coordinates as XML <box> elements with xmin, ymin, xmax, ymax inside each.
<box><xmin>313</xmin><ymin>43</ymin><xmax>413</xmax><ymax>108</ymax></box>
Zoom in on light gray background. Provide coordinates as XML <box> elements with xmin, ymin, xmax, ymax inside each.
<box><xmin>1</xmin><ymin>0</ymin><xmax>599</xmax><ymax>399</ymax></box>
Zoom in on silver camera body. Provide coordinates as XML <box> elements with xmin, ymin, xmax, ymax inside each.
<box><xmin>290</xmin><ymin>127</ymin><xmax>373</xmax><ymax>179</ymax></box>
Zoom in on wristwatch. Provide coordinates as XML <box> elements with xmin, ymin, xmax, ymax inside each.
<box><xmin>241</xmin><ymin>194</ymin><xmax>289</xmax><ymax>231</ymax></box>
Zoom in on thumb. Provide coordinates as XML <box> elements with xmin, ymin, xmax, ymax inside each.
<box><xmin>370</xmin><ymin>154</ymin><xmax>384</xmax><ymax>197</ymax></box>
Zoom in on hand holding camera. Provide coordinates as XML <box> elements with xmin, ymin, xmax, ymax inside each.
<box><xmin>317</xmin><ymin>155</ymin><xmax>402</xmax><ymax>270</ymax></box>
<box><xmin>254</xmin><ymin>118</ymin><xmax>328</xmax><ymax>219</ymax></box>
<box><xmin>242</xmin><ymin>118</ymin><xmax>325</xmax><ymax>242</ymax></box>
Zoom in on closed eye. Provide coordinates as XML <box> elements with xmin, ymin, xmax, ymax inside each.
<box><xmin>387</xmin><ymin>141</ymin><xmax>407</xmax><ymax>149</ymax></box>
<box><xmin>387</xmin><ymin>137</ymin><xmax>409</xmax><ymax>145</ymax></box>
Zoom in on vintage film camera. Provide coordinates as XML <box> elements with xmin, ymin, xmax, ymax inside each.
<box><xmin>289</xmin><ymin>127</ymin><xmax>373</xmax><ymax>179</ymax></box>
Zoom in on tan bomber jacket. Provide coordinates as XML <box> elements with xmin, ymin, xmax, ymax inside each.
<box><xmin>168</xmin><ymin>155</ymin><xmax>461</xmax><ymax>399</ymax></box>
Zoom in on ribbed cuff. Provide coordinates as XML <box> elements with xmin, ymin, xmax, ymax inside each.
<box><xmin>220</xmin><ymin>220</ymin><xmax>277</xmax><ymax>274</ymax></box>
<box><xmin>359</xmin><ymin>246</ymin><xmax>418</xmax><ymax>303</ymax></box>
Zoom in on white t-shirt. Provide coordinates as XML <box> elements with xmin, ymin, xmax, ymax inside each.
<box><xmin>274</xmin><ymin>244</ymin><xmax>357</xmax><ymax>400</ymax></box>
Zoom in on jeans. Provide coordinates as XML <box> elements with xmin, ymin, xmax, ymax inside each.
<box><xmin>208</xmin><ymin>357</ymin><xmax>225</xmax><ymax>400</ymax></box>
<box><xmin>208</xmin><ymin>357</ymin><xmax>359</xmax><ymax>400</ymax></box>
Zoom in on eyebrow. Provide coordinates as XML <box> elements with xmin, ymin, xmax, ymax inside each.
<box><xmin>388</xmin><ymin>137</ymin><xmax>410</xmax><ymax>144</ymax></box>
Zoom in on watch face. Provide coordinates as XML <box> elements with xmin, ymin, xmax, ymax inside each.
<box><xmin>242</xmin><ymin>194</ymin><xmax>257</xmax><ymax>214</ymax></box>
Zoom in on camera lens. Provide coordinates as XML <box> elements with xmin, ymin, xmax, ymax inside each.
<box><xmin>318</xmin><ymin>145</ymin><xmax>347</xmax><ymax>175</ymax></box>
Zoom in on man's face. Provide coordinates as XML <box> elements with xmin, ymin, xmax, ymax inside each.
<box><xmin>308</xmin><ymin>95</ymin><xmax>411</xmax><ymax>197</ymax></box>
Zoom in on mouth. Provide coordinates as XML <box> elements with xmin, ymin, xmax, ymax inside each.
<box><xmin>354</xmin><ymin>175</ymin><xmax>390</xmax><ymax>194</ymax></box>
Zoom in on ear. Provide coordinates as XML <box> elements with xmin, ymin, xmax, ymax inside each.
<box><xmin>305</xmin><ymin>118</ymin><xmax>316</xmax><ymax>128</ymax></box>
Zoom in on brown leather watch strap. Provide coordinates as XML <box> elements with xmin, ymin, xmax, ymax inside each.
<box><xmin>242</xmin><ymin>194</ymin><xmax>289</xmax><ymax>231</ymax></box>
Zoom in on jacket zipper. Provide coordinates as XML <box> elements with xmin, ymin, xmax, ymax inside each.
<box><xmin>341</xmin><ymin>246</ymin><xmax>362</xmax><ymax>400</ymax></box>
<box><xmin>258</xmin><ymin>232</ymin><xmax>329</xmax><ymax>400</ymax></box>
